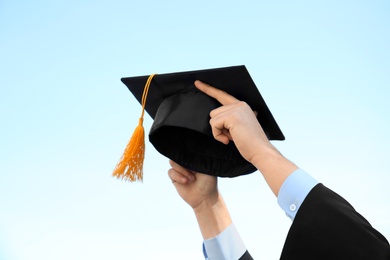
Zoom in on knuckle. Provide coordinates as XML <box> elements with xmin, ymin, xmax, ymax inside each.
<box><xmin>237</xmin><ymin>101</ymin><xmax>249</xmax><ymax>108</ymax></box>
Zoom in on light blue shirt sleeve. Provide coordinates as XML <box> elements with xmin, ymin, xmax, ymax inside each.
<box><xmin>277</xmin><ymin>169</ymin><xmax>318</xmax><ymax>220</ymax></box>
<box><xmin>203</xmin><ymin>223</ymin><xmax>247</xmax><ymax>260</ymax></box>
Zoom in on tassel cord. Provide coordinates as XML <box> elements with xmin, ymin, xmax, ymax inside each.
<box><xmin>112</xmin><ymin>73</ymin><xmax>157</xmax><ymax>182</ymax></box>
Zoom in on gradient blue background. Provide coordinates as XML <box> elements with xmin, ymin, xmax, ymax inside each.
<box><xmin>1</xmin><ymin>1</ymin><xmax>389</xmax><ymax>259</ymax></box>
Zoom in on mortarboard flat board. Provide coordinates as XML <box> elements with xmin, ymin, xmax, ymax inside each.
<box><xmin>119</xmin><ymin>65</ymin><xmax>284</xmax><ymax>179</ymax></box>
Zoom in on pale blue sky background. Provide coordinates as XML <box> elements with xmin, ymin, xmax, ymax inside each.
<box><xmin>1</xmin><ymin>1</ymin><xmax>389</xmax><ymax>259</ymax></box>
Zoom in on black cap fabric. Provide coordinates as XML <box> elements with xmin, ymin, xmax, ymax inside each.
<box><xmin>121</xmin><ymin>65</ymin><xmax>284</xmax><ymax>177</ymax></box>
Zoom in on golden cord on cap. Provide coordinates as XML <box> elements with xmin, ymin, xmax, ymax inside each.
<box><xmin>112</xmin><ymin>74</ymin><xmax>156</xmax><ymax>182</ymax></box>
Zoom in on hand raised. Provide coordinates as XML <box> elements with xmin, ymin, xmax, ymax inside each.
<box><xmin>194</xmin><ymin>80</ymin><xmax>274</xmax><ymax>165</ymax></box>
<box><xmin>168</xmin><ymin>160</ymin><xmax>218</xmax><ymax>210</ymax></box>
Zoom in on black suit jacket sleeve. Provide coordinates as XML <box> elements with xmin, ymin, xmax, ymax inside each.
<box><xmin>280</xmin><ymin>184</ymin><xmax>390</xmax><ymax>260</ymax></box>
<box><xmin>239</xmin><ymin>250</ymin><xmax>253</xmax><ymax>260</ymax></box>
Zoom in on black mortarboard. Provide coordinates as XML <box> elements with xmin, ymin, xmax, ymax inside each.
<box><xmin>113</xmin><ymin>65</ymin><xmax>284</xmax><ymax>182</ymax></box>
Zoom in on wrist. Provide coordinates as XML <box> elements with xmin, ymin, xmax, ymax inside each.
<box><xmin>194</xmin><ymin>193</ymin><xmax>232</xmax><ymax>239</ymax></box>
<box><xmin>193</xmin><ymin>191</ymin><xmax>220</xmax><ymax>214</ymax></box>
<box><xmin>252</xmin><ymin>144</ymin><xmax>298</xmax><ymax>196</ymax></box>
<box><xmin>251</xmin><ymin>144</ymin><xmax>294</xmax><ymax>171</ymax></box>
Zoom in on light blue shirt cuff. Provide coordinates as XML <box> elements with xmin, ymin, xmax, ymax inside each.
<box><xmin>203</xmin><ymin>223</ymin><xmax>246</xmax><ymax>260</ymax></box>
<box><xmin>277</xmin><ymin>169</ymin><xmax>318</xmax><ymax>220</ymax></box>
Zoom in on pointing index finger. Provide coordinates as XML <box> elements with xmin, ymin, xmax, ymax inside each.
<box><xmin>194</xmin><ymin>80</ymin><xmax>239</xmax><ymax>105</ymax></box>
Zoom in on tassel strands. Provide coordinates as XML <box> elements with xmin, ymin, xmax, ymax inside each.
<box><xmin>112</xmin><ymin>74</ymin><xmax>156</xmax><ymax>182</ymax></box>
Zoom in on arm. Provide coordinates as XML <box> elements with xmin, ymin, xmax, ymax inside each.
<box><xmin>195</xmin><ymin>80</ymin><xmax>390</xmax><ymax>259</ymax></box>
<box><xmin>168</xmin><ymin>160</ymin><xmax>231</xmax><ymax>240</ymax></box>
<box><xmin>168</xmin><ymin>161</ymin><xmax>249</xmax><ymax>259</ymax></box>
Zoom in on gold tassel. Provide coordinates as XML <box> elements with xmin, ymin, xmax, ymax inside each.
<box><xmin>113</xmin><ymin>74</ymin><xmax>156</xmax><ymax>182</ymax></box>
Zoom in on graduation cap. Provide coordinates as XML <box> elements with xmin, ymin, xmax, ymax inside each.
<box><xmin>113</xmin><ymin>65</ymin><xmax>284</xmax><ymax>182</ymax></box>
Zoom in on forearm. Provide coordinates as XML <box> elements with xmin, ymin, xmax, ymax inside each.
<box><xmin>194</xmin><ymin>192</ymin><xmax>232</xmax><ymax>239</ymax></box>
<box><xmin>252</xmin><ymin>144</ymin><xmax>298</xmax><ymax>197</ymax></box>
